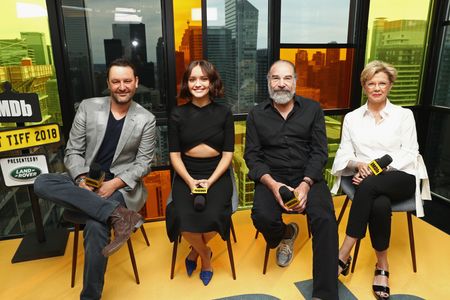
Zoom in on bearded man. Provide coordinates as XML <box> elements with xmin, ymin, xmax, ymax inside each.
<box><xmin>244</xmin><ymin>60</ymin><xmax>339</xmax><ymax>300</ymax></box>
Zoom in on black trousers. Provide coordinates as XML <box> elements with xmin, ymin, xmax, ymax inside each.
<box><xmin>346</xmin><ymin>171</ymin><xmax>415</xmax><ymax>251</ymax></box>
<box><xmin>251</xmin><ymin>175</ymin><xmax>338</xmax><ymax>300</ymax></box>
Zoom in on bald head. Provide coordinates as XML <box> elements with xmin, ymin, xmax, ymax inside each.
<box><xmin>268</xmin><ymin>60</ymin><xmax>296</xmax><ymax>77</ymax></box>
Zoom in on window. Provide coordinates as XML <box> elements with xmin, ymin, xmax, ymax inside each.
<box><xmin>433</xmin><ymin>26</ymin><xmax>450</xmax><ymax>108</ymax></box>
<box><xmin>279</xmin><ymin>48</ymin><xmax>354</xmax><ymax>109</ymax></box>
<box><xmin>206</xmin><ymin>0</ymin><xmax>269</xmax><ymax>113</ymax></box>
<box><xmin>280</xmin><ymin>0</ymin><xmax>351</xmax><ymax>44</ymax></box>
<box><xmin>325</xmin><ymin>115</ymin><xmax>343</xmax><ymax>189</ymax></box>
<box><xmin>60</xmin><ymin>0</ymin><xmax>169</xmax><ymax>166</ymax></box>
<box><xmin>425</xmin><ymin>112</ymin><xmax>450</xmax><ymax>201</ymax></box>
<box><xmin>364</xmin><ymin>0</ymin><xmax>432</xmax><ymax>106</ymax></box>
<box><xmin>173</xmin><ymin>0</ymin><xmax>202</xmax><ymax>105</ymax></box>
<box><xmin>0</xmin><ymin>0</ymin><xmax>64</xmax><ymax>238</ymax></box>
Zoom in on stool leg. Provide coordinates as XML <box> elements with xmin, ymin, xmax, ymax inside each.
<box><xmin>226</xmin><ymin>238</ymin><xmax>236</xmax><ymax>279</ymax></box>
<box><xmin>127</xmin><ymin>239</ymin><xmax>140</xmax><ymax>284</ymax></box>
<box><xmin>140</xmin><ymin>226</ymin><xmax>150</xmax><ymax>246</ymax></box>
<box><xmin>71</xmin><ymin>224</ymin><xmax>79</xmax><ymax>288</ymax></box>
<box><xmin>230</xmin><ymin>219</ymin><xmax>237</xmax><ymax>243</ymax></box>
<box><xmin>337</xmin><ymin>196</ymin><xmax>350</xmax><ymax>226</ymax></box>
<box><xmin>407</xmin><ymin>212</ymin><xmax>417</xmax><ymax>272</ymax></box>
<box><xmin>170</xmin><ymin>238</ymin><xmax>179</xmax><ymax>279</ymax></box>
<box><xmin>351</xmin><ymin>239</ymin><xmax>361</xmax><ymax>273</ymax></box>
<box><xmin>263</xmin><ymin>243</ymin><xmax>270</xmax><ymax>274</ymax></box>
<box><xmin>307</xmin><ymin>220</ymin><xmax>311</xmax><ymax>238</ymax></box>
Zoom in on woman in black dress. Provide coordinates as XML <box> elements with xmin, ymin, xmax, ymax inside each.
<box><xmin>166</xmin><ymin>60</ymin><xmax>234</xmax><ymax>286</ymax></box>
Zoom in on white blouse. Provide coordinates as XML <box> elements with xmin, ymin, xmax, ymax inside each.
<box><xmin>331</xmin><ymin>99</ymin><xmax>431</xmax><ymax>217</ymax></box>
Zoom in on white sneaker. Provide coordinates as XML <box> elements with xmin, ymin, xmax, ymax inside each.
<box><xmin>276</xmin><ymin>222</ymin><xmax>299</xmax><ymax>267</ymax></box>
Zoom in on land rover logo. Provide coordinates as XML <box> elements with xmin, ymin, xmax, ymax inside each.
<box><xmin>10</xmin><ymin>166</ymin><xmax>41</xmax><ymax>180</ymax></box>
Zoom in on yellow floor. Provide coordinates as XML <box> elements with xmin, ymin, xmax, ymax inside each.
<box><xmin>0</xmin><ymin>196</ymin><xmax>449</xmax><ymax>300</ymax></box>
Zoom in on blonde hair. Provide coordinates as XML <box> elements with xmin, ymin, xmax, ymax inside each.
<box><xmin>360</xmin><ymin>60</ymin><xmax>397</xmax><ymax>86</ymax></box>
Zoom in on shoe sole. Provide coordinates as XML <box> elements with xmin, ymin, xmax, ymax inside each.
<box><xmin>103</xmin><ymin>218</ymin><xmax>143</xmax><ymax>257</ymax></box>
<box><xmin>102</xmin><ymin>239</ymin><xmax>128</xmax><ymax>257</ymax></box>
<box><xmin>276</xmin><ymin>223</ymin><xmax>299</xmax><ymax>267</ymax></box>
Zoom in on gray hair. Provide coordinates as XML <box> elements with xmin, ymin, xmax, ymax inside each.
<box><xmin>267</xmin><ymin>60</ymin><xmax>297</xmax><ymax>79</ymax></box>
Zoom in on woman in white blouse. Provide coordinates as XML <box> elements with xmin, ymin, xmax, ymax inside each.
<box><xmin>331</xmin><ymin>60</ymin><xmax>430</xmax><ymax>300</ymax></box>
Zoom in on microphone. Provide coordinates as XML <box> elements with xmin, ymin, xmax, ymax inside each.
<box><xmin>279</xmin><ymin>186</ymin><xmax>300</xmax><ymax>209</ymax></box>
<box><xmin>368</xmin><ymin>154</ymin><xmax>393</xmax><ymax>175</ymax></box>
<box><xmin>85</xmin><ymin>163</ymin><xmax>105</xmax><ymax>189</ymax></box>
<box><xmin>192</xmin><ymin>185</ymin><xmax>207</xmax><ymax>212</ymax></box>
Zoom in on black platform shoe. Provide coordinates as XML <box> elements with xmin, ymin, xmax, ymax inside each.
<box><xmin>373</xmin><ymin>266</ymin><xmax>390</xmax><ymax>300</ymax></box>
<box><xmin>338</xmin><ymin>256</ymin><xmax>352</xmax><ymax>276</ymax></box>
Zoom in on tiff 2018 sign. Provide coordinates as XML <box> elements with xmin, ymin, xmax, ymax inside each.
<box><xmin>0</xmin><ymin>82</ymin><xmax>42</xmax><ymax>123</ymax></box>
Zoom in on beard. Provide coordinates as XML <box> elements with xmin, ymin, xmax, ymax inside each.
<box><xmin>110</xmin><ymin>92</ymin><xmax>134</xmax><ymax>105</ymax></box>
<box><xmin>268</xmin><ymin>86</ymin><xmax>295</xmax><ymax>104</ymax></box>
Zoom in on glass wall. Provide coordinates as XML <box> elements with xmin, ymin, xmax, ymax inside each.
<box><xmin>279</xmin><ymin>48</ymin><xmax>354</xmax><ymax>109</ymax></box>
<box><xmin>426</xmin><ymin>2</ymin><xmax>450</xmax><ymax>202</ymax></box>
<box><xmin>364</xmin><ymin>0</ymin><xmax>432</xmax><ymax>106</ymax></box>
<box><xmin>280</xmin><ymin>0</ymin><xmax>351</xmax><ymax>44</ymax></box>
<box><xmin>206</xmin><ymin>0</ymin><xmax>269</xmax><ymax>113</ymax></box>
<box><xmin>0</xmin><ymin>0</ymin><xmax>65</xmax><ymax>238</ymax></box>
<box><xmin>173</xmin><ymin>0</ymin><xmax>202</xmax><ymax>105</ymax></box>
<box><xmin>325</xmin><ymin>115</ymin><xmax>343</xmax><ymax>189</ymax></box>
<box><xmin>60</xmin><ymin>0</ymin><xmax>169</xmax><ymax>167</ymax></box>
<box><xmin>425</xmin><ymin>112</ymin><xmax>450</xmax><ymax>200</ymax></box>
<box><xmin>433</xmin><ymin>27</ymin><xmax>450</xmax><ymax>107</ymax></box>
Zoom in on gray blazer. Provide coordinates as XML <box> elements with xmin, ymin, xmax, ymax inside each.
<box><xmin>64</xmin><ymin>97</ymin><xmax>156</xmax><ymax>211</ymax></box>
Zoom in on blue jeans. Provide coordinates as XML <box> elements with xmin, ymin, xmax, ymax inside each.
<box><xmin>34</xmin><ymin>173</ymin><xmax>125</xmax><ymax>300</ymax></box>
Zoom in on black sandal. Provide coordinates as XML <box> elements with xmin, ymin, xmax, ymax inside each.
<box><xmin>338</xmin><ymin>256</ymin><xmax>351</xmax><ymax>276</ymax></box>
<box><xmin>373</xmin><ymin>266</ymin><xmax>390</xmax><ymax>300</ymax></box>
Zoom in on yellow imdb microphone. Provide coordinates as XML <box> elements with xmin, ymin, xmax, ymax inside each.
<box><xmin>368</xmin><ymin>154</ymin><xmax>393</xmax><ymax>175</ymax></box>
<box><xmin>85</xmin><ymin>163</ymin><xmax>105</xmax><ymax>189</ymax></box>
<box><xmin>192</xmin><ymin>185</ymin><xmax>208</xmax><ymax>211</ymax></box>
<box><xmin>279</xmin><ymin>186</ymin><xmax>300</xmax><ymax>209</ymax></box>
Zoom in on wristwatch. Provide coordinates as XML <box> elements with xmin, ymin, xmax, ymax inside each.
<box><xmin>75</xmin><ymin>176</ymin><xmax>85</xmax><ymax>186</ymax></box>
<box><xmin>302</xmin><ymin>177</ymin><xmax>314</xmax><ymax>187</ymax></box>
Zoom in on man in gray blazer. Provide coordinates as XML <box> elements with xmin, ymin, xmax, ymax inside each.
<box><xmin>34</xmin><ymin>58</ymin><xmax>156</xmax><ymax>300</ymax></box>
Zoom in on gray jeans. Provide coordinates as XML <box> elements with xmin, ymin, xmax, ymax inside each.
<box><xmin>34</xmin><ymin>173</ymin><xmax>125</xmax><ymax>300</ymax></box>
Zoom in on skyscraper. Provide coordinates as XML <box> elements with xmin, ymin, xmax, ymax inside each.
<box><xmin>369</xmin><ymin>18</ymin><xmax>427</xmax><ymax>105</ymax></box>
<box><xmin>20</xmin><ymin>32</ymin><xmax>50</xmax><ymax>65</ymax></box>
<box><xmin>256</xmin><ymin>48</ymin><xmax>269</xmax><ymax>103</ymax></box>
<box><xmin>179</xmin><ymin>23</ymin><xmax>203</xmax><ymax>66</ymax></box>
<box><xmin>207</xmin><ymin>26</ymin><xmax>233</xmax><ymax>104</ymax></box>
<box><xmin>435</xmin><ymin>31</ymin><xmax>450</xmax><ymax>106</ymax></box>
<box><xmin>224</xmin><ymin>0</ymin><xmax>259</xmax><ymax>112</ymax></box>
<box><xmin>0</xmin><ymin>39</ymin><xmax>30</xmax><ymax>65</ymax></box>
<box><xmin>112</xmin><ymin>23</ymin><xmax>148</xmax><ymax>64</ymax></box>
<box><xmin>104</xmin><ymin>39</ymin><xmax>123</xmax><ymax>67</ymax></box>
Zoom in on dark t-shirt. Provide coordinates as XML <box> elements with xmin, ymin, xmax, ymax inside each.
<box><xmin>95</xmin><ymin>110</ymin><xmax>125</xmax><ymax>178</ymax></box>
<box><xmin>168</xmin><ymin>101</ymin><xmax>234</xmax><ymax>153</ymax></box>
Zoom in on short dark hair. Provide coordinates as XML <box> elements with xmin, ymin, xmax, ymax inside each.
<box><xmin>179</xmin><ymin>60</ymin><xmax>224</xmax><ymax>100</ymax></box>
<box><xmin>106</xmin><ymin>58</ymin><xmax>137</xmax><ymax>79</ymax></box>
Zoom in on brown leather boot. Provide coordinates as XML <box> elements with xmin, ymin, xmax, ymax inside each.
<box><xmin>101</xmin><ymin>206</ymin><xmax>144</xmax><ymax>257</ymax></box>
